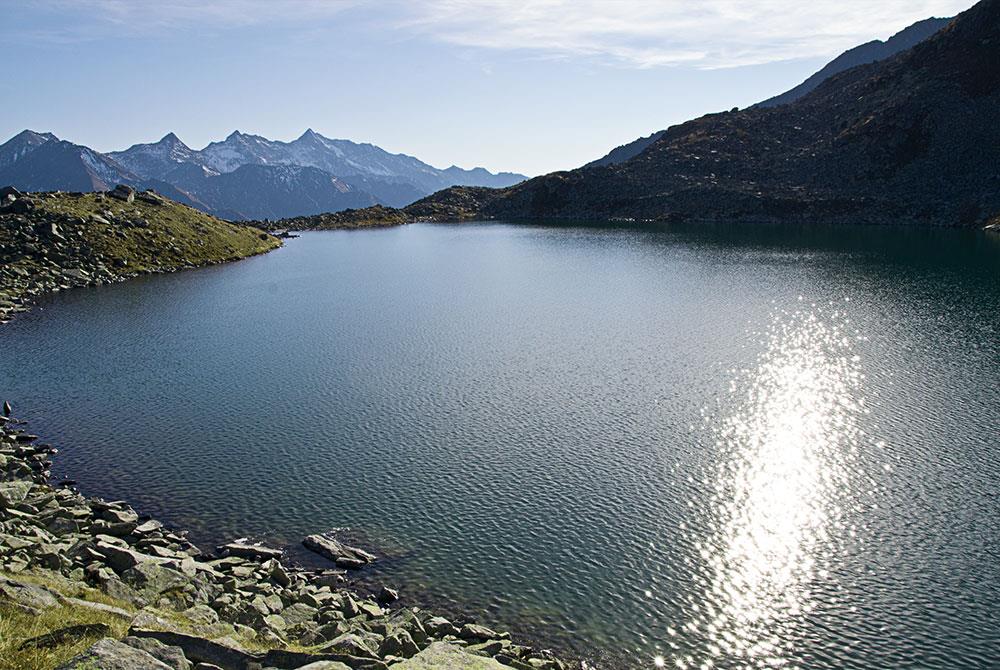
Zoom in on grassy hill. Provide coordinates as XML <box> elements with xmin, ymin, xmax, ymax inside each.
<box><xmin>0</xmin><ymin>186</ymin><xmax>280</xmax><ymax>322</ymax></box>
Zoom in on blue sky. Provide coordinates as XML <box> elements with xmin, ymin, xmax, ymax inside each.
<box><xmin>0</xmin><ymin>0</ymin><xmax>976</xmax><ymax>175</ymax></box>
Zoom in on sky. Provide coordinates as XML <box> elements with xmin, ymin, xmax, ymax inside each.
<box><xmin>0</xmin><ymin>0</ymin><xmax>977</xmax><ymax>176</ymax></box>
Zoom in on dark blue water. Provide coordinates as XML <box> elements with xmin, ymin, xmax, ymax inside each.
<box><xmin>2</xmin><ymin>222</ymin><xmax>999</xmax><ymax>669</ymax></box>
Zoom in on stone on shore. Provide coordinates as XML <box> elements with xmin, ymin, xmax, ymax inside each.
<box><xmin>392</xmin><ymin>642</ymin><xmax>509</xmax><ymax>669</ymax></box>
<box><xmin>218</xmin><ymin>541</ymin><xmax>283</xmax><ymax>561</ymax></box>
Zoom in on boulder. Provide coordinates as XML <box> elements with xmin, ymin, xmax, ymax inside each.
<box><xmin>60</xmin><ymin>596</ymin><xmax>133</xmax><ymax>620</ymax></box>
<box><xmin>423</xmin><ymin>616</ymin><xmax>459</xmax><ymax>638</ymax></box>
<box><xmin>0</xmin><ymin>480</ymin><xmax>32</xmax><ymax>507</ymax></box>
<box><xmin>56</xmin><ymin>638</ymin><xmax>173</xmax><ymax>669</ymax></box>
<box><xmin>319</xmin><ymin>632</ymin><xmax>380</xmax><ymax>659</ymax></box>
<box><xmin>262</xmin><ymin>649</ymin><xmax>386</xmax><ymax>670</ymax></box>
<box><xmin>0</xmin><ymin>575</ymin><xmax>61</xmax><ymax>612</ymax></box>
<box><xmin>122</xmin><ymin>636</ymin><xmax>193</xmax><ymax>670</ymax></box>
<box><xmin>218</xmin><ymin>541</ymin><xmax>283</xmax><ymax>561</ymax></box>
<box><xmin>376</xmin><ymin>586</ymin><xmax>398</xmax><ymax>604</ymax></box>
<box><xmin>127</xmin><ymin>629</ymin><xmax>261</xmax><ymax>669</ymax></box>
<box><xmin>459</xmin><ymin>623</ymin><xmax>508</xmax><ymax>642</ymax></box>
<box><xmin>137</xmin><ymin>190</ymin><xmax>166</xmax><ymax>205</ymax></box>
<box><xmin>391</xmin><ymin>642</ymin><xmax>508</xmax><ymax>669</ymax></box>
<box><xmin>379</xmin><ymin>628</ymin><xmax>420</xmax><ymax>658</ymax></box>
<box><xmin>11</xmin><ymin>197</ymin><xmax>34</xmax><ymax>214</ymax></box>
<box><xmin>108</xmin><ymin>184</ymin><xmax>136</xmax><ymax>202</ymax></box>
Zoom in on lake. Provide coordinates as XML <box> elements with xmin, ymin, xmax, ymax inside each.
<box><xmin>2</xmin><ymin>222</ymin><xmax>998</xmax><ymax>669</ymax></box>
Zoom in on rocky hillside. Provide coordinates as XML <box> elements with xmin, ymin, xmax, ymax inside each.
<box><xmin>0</xmin><ymin>185</ymin><xmax>280</xmax><ymax>323</ymax></box>
<box><xmin>436</xmin><ymin>0</ymin><xmax>1000</xmax><ymax>227</ymax></box>
<box><xmin>586</xmin><ymin>15</ymin><xmax>952</xmax><ymax>169</ymax></box>
<box><xmin>0</xmin><ymin>408</ymin><xmax>572</xmax><ymax>669</ymax></box>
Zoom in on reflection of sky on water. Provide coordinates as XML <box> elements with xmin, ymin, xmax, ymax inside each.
<box><xmin>667</xmin><ymin>304</ymin><xmax>866</xmax><ymax>669</ymax></box>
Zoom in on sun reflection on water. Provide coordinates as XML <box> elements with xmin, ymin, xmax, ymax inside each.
<box><xmin>671</xmin><ymin>305</ymin><xmax>864</xmax><ymax>669</ymax></box>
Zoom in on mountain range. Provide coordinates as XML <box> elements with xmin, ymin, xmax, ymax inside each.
<box><xmin>586</xmin><ymin>15</ymin><xmax>954</xmax><ymax>168</ymax></box>
<box><xmin>377</xmin><ymin>0</ymin><xmax>1000</xmax><ymax>227</ymax></box>
<box><xmin>0</xmin><ymin>129</ymin><xmax>526</xmax><ymax>220</ymax></box>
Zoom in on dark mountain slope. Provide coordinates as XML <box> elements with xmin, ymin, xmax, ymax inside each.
<box><xmin>466</xmin><ymin>0</ymin><xmax>1000</xmax><ymax>226</ymax></box>
<box><xmin>585</xmin><ymin>130</ymin><xmax>666</xmax><ymax>168</ymax></box>
<box><xmin>588</xmin><ymin>16</ymin><xmax>952</xmax><ymax>168</ymax></box>
<box><xmin>756</xmin><ymin>17</ymin><xmax>953</xmax><ymax>108</ymax></box>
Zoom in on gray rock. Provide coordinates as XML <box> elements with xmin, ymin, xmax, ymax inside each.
<box><xmin>391</xmin><ymin>642</ymin><xmax>509</xmax><ymax>669</ymax></box>
<box><xmin>459</xmin><ymin>623</ymin><xmax>508</xmax><ymax>642</ymax></box>
<box><xmin>320</xmin><ymin>632</ymin><xmax>380</xmax><ymax>659</ymax></box>
<box><xmin>60</xmin><ymin>596</ymin><xmax>133</xmax><ymax>620</ymax></box>
<box><xmin>302</xmin><ymin>534</ymin><xmax>376</xmax><ymax>568</ymax></box>
<box><xmin>0</xmin><ymin>480</ymin><xmax>32</xmax><ymax>507</ymax></box>
<box><xmin>281</xmin><ymin>602</ymin><xmax>319</xmax><ymax>626</ymax></box>
<box><xmin>218</xmin><ymin>541</ymin><xmax>283</xmax><ymax>561</ymax></box>
<box><xmin>108</xmin><ymin>184</ymin><xmax>136</xmax><ymax>203</ymax></box>
<box><xmin>376</xmin><ymin>586</ymin><xmax>398</xmax><ymax>604</ymax></box>
<box><xmin>423</xmin><ymin>616</ymin><xmax>459</xmax><ymax>638</ymax></box>
<box><xmin>127</xmin><ymin>629</ymin><xmax>262</xmax><ymax>669</ymax></box>
<box><xmin>122</xmin><ymin>636</ymin><xmax>194</xmax><ymax>670</ymax></box>
<box><xmin>0</xmin><ymin>575</ymin><xmax>61</xmax><ymax>612</ymax></box>
<box><xmin>380</xmin><ymin>628</ymin><xmax>419</xmax><ymax>658</ymax></box>
<box><xmin>56</xmin><ymin>638</ymin><xmax>173</xmax><ymax>669</ymax></box>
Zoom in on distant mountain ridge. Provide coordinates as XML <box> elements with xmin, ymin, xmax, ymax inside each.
<box><xmin>0</xmin><ymin>129</ymin><xmax>527</xmax><ymax>220</ymax></box>
<box><xmin>586</xmin><ymin>15</ymin><xmax>953</xmax><ymax>168</ymax></box>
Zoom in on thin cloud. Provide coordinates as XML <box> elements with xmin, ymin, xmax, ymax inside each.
<box><xmin>401</xmin><ymin>0</ymin><xmax>976</xmax><ymax>69</ymax></box>
<box><xmin>18</xmin><ymin>0</ymin><xmax>361</xmax><ymax>38</ymax></box>
<box><xmin>15</xmin><ymin>0</ymin><xmax>976</xmax><ymax>67</ymax></box>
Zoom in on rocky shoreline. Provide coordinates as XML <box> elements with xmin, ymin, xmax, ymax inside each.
<box><xmin>0</xmin><ymin>187</ymin><xmax>577</xmax><ymax>669</ymax></box>
<box><xmin>0</xmin><ymin>409</ymin><xmax>575</xmax><ymax>670</ymax></box>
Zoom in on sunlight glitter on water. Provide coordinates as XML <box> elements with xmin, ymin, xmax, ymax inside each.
<box><xmin>675</xmin><ymin>306</ymin><xmax>864</xmax><ymax>669</ymax></box>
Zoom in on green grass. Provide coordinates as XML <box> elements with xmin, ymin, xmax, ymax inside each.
<box><xmin>0</xmin><ymin>572</ymin><xmax>134</xmax><ymax>670</ymax></box>
<box><xmin>30</xmin><ymin>192</ymin><xmax>281</xmax><ymax>273</ymax></box>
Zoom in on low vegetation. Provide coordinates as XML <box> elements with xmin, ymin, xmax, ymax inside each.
<box><xmin>0</xmin><ymin>571</ymin><xmax>133</xmax><ymax>670</ymax></box>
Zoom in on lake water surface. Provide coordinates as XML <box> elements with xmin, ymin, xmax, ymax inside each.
<box><xmin>2</xmin><ymin>222</ymin><xmax>999</xmax><ymax>669</ymax></box>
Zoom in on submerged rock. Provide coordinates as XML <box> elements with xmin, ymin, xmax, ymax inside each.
<box><xmin>302</xmin><ymin>534</ymin><xmax>376</xmax><ymax>568</ymax></box>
